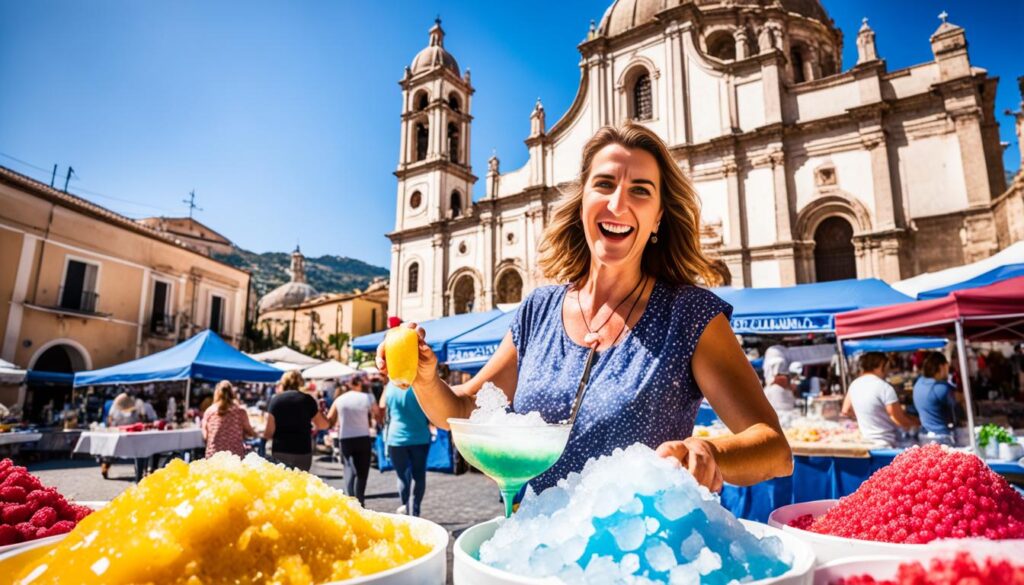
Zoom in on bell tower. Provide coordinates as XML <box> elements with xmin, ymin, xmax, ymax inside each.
<box><xmin>394</xmin><ymin>19</ymin><xmax>476</xmax><ymax>231</ymax></box>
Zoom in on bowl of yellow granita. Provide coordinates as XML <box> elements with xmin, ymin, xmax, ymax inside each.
<box><xmin>0</xmin><ymin>452</ymin><xmax>448</xmax><ymax>584</ymax></box>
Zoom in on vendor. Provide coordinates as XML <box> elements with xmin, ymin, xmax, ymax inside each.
<box><xmin>378</xmin><ymin>122</ymin><xmax>792</xmax><ymax>493</ymax></box>
<box><xmin>841</xmin><ymin>352</ymin><xmax>918</xmax><ymax>447</ymax></box>
<box><xmin>762</xmin><ymin>346</ymin><xmax>797</xmax><ymax>412</ymax></box>
<box><xmin>912</xmin><ymin>352</ymin><xmax>960</xmax><ymax>443</ymax></box>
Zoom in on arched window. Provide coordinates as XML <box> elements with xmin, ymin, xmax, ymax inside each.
<box><xmin>707</xmin><ymin>31</ymin><xmax>736</xmax><ymax>61</ymax></box>
<box><xmin>813</xmin><ymin>217</ymin><xmax>856</xmax><ymax>282</ymax></box>
<box><xmin>790</xmin><ymin>46</ymin><xmax>806</xmax><ymax>83</ymax></box>
<box><xmin>407</xmin><ymin>263</ymin><xmax>419</xmax><ymax>294</ymax></box>
<box><xmin>415</xmin><ymin>91</ymin><xmax>429</xmax><ymax>111</ymax></box>
<box><xmin>820</xmin><ymin>51</ymin><xmax>837</xmax><ymax>77</ymax></box>
<box><xmin>452</xmin><ymin>275</ymin><xmax>475</xmax><ymax>314</ymax></box>
<box><xmin>450</xmin><ymin>190</ymin><xmax>462</xmax><ymax>218</ymax></box>
<box><xmin>495</xmin><ymin>270</ymin><xmax>523</xmax><ymax>304</ymax></box>
<box><xmin>415</xmin><ymin>122</ymin><xmax>428</xmax><ymax>162</ymax></box>
<box><xmin>447</xmin><ymin>122</ymin><xmax>460</xmax><ymax>163</ymax></box>
<box><xmin>448</xmin><ymin>92</ymin><xmax>461</xmax><ymax>112</ymax></box>
<box><xmin>632</xmin><ymin>73</ymin><xmax>653</xmax><ymax>121</ymax></box>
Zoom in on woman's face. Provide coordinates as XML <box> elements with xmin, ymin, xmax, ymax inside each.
<box><xmin>581</xmin><ymin>143</ymin><xmax>663</xmax><ymax>269</ymax></box>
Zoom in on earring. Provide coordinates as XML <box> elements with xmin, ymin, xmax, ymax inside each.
<box><xmin>650</xmin><ymin>232</ymin><xmax>658</xmax><ymax>244</ymax></box>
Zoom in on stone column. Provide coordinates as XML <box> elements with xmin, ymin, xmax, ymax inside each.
<box><xmin>770</xmin><ymin>149</ymin><xmax>797</xmax><ymax>285</ymax></box>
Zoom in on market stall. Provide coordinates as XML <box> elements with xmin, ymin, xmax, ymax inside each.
<box><xmin>300</xmin><ymin>359</ymin><xmax>358</xmax><ymax>380</ymax></box>
<box><xmin>246</xmin><ymin>346</ymin><xmax>323</xmax><ymax>371</ymax></box>
<box><xmin>893</xmin><ymin>240</ymin><xmax>1024</xmax><ymax>299</ymax></box>
<box><xmin>445</xmin><ymin>311</ymin><xmax>515</xmax><ymax>374</ymax></box>
<box><xmin>835</xmin><ymin>274</ymin><xmax>1024</xmax><ymax>451</ymax></box>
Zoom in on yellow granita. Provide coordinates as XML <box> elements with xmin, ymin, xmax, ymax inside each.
<box><xmin>12</xmin><ymin>452</ymin><xmax>431</xmax><ymax>584</ymax></box>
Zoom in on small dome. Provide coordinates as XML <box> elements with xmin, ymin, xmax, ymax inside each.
<box><xmin>410</xmin><ymin>19</ymin><xmax>460</xmax><ymax>76</ymax></box>
<box><xmin>258</xmin><ymin>282</ymin><xmax>319</xmax><ymax>313</ymax></box>
<box><xmin>598</xmin><ymin>0</ymin><xmax>832</xmax><ymax>38</ymax></box>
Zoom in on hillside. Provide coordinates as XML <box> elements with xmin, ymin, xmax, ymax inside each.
<box><xmin>213</xmin><ymin>248</ymin><xmax>389</xmax><ymax>298</ymax></box>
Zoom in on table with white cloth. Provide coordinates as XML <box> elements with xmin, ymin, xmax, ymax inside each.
<box><xmin>0</xmin><ymin>432</ymin><xmax>43</xmax><ymax>446</ymax></box>
<box><xmin>74</xmin><ymin>429</ymin><xmax>205</xmax><ymax>481</ymax></box>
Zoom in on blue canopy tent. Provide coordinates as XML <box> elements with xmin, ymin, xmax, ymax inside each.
<box><xmin>73</xmin><ymin>330</ymin><xmax>283</xmax><ymax>407</ymax></box>
<box><xmin>445</xmin><ymin>311</ymin><xmax>516</xmax><ymax>374</ymax></box>
<box><xmin>712</xmin><ymin>278</ymin><xmax>913</xmax><ymax>335</ymax></box>
<box><xmin>917</xmin><ymin>264</ymin><xmax>1024</xmax><ymax>300</ymax></box>
<box><xmin>351</xmin><ymin>309</ymin><xmax>507</xmax><ymax>363</ymax></box>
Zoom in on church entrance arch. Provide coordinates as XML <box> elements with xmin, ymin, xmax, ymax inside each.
<box><xmin>494</xmin><ymin>269</ymin><xmax>523</xmax><ymax>304</ymax></box>
<box><xmin>450</xmin><ymin>273</ymin><xmax>477</xmax><ymax>315</ymax></box>
<box><xmin>813</xmin><ymin>216</ymin><xmax>856</xmax><ymax>282</ymax></box>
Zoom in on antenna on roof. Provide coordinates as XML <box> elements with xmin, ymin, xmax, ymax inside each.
<box><xmin>183</xmin><ymin>189</ymin><xmax>203</xmax><ymax>219</ymax></box>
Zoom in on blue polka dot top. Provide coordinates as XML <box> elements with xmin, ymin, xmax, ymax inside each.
<box><xmin>511</xmin><ymin>279</ymin><xmax>732</xmax><ymax>493</ymax></box>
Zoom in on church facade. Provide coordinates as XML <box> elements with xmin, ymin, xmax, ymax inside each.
<box><xmin>388</xmin><ymin>0</ymin><xmax>1016</xmax><ymax>323</ymax></box>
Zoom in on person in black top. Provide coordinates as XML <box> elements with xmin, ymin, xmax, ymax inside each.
<box><xmin>263</xmin><ymin>370</ymin><xmax>329</xmax><ymax>471</ymax></box>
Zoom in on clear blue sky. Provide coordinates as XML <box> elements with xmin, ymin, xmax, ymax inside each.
<box><xmin>1</xmin><ymin>1</ymin><xmax>1020</xmax><ymax>268</ymax></box>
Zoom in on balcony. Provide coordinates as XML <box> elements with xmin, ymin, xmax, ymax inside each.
<box><xmin>57</xmin><ymin>287</ymin><xmax>100</xmax><ymax>315</ymax></box>
<box><xmin>148</xmin><ymin>314</ymin><xmax>177</xmax><ymax>337</ymax></box>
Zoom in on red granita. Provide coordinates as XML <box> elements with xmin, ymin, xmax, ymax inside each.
<box><xmin>787</xmin><ymin>513</ymin><xmax>814</xmax><ymax>530</ymax></box>
<box><xmin>0</xmin><ymin>458</ymin><xmax>93</xmax><ymax>544</ymax></box>
<box><xmin>808</xmin><ymin>445</ymin><xmax>1024</xmax><ymax>543</ymax></box>
<box><xmin>833</xmin><ymin>551</ymin><xmax>1024</xmax><ymax>584</ymax></box>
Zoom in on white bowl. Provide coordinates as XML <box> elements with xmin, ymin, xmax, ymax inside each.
<box><xmin>0</xmin><ymin>500</ymin><xmax>107</xmax><ymax>556</ymax></box>
<box><xmin>0</xmin><ymin>512</ymin><xmax>448</xmax><ymax>584</ymax></box>
<box><xmin>768</xmin><ymin>499</ymin><xmax>1024</xmax><ymax>566</ymax></box>
<box><xmin>453</xmin><ymin>517</ymin><xmax>815</xmax><ymax>585</ymax></box>
<box><xmin>812</xmin><ymin>556</ymin><xmax>905</xmax><ymax>585</ymax></box>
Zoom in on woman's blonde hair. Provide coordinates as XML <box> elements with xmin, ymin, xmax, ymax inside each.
<box><xmin>537</xmin><ymin>122</ymin><xmax>719</xmax><ymax>287</ymax></box>
<box><xmin>279</xmin><ymin>370</ymin><xmax>304</xmax><ymax>391</ymax></box>
<box><xmin>213</xmin><ymin>380</ymin><xmax>236</xmax><ymax>414</ymax></box>
<box><xmin>112</xmin><ymin>392</ymin><xmax>135</xmax><ymax>413</ymax></box>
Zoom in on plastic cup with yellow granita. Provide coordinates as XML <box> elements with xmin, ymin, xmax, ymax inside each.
<box><xmin>9</xmin><ymin>453</ymin><xmax>433</xmax><ymax>584</ymax></box>
<box><xmin>384</xmin><ymin>326</ymin><xmax>419</xmax><ymax>389</ymax></box>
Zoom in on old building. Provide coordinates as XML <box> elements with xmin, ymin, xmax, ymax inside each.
<box><xmin>388</xmin><ymin>2</ymin><xmax>1017</xmax><ymax>323</ymax></box>
<box><xmin>0</xmin><ymin>165</ymin><xmax>251</xmax><ymax>387</ymax></box>
<box><xmin>135</xmin><ymin>216</ymin><xmax>235</xmax><ymax>257</ymax></box>
<box><xmin>256</xmin><ymin>248</ymin><xmax>388</xmax><ymax>360</ymax></box>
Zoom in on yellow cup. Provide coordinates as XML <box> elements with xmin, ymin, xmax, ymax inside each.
<box><xmin>385</xmin><ymin>327</ymin><xmax>419</xmax><ymax>389</ymax></box>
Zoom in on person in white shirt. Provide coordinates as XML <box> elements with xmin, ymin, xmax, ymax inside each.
<box><xmin>762</xmin><ymin>346</ymin><xmax>796</xmax><ymax>412</ymax></box>
<box><xmin>841</xmin><ymin>352</ymin><xmax>918</xmax><ymax>447</ymax></box>
<box><xmin>327</xmin><ymin>376</ymin><xmax>381</xmax><ymax>505</ymax></box>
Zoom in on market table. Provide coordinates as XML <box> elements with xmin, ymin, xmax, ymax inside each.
<box><xmin>74</xmin><ymin>428</ymin><xmax>205</xmax><ymax>481</ymax></box>
<box><xmin>720</xmin><ymin>448</ymin><xmax>1024</xmax><ymax>523</ymax></box>
<box><xmin>0</xmin><ymin>432</ymin><xmax>42</xmax><ymax>446</ymax></box>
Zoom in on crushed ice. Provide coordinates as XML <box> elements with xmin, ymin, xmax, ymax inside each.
<box><xmin>469</xmin><ymin>382</ymin><xmax>548</xmax><ymax>426</ymax></box>
<box><xmin>478</xmin><ymin>444</ymin><xmax>792</xmax><ymax>584</ymax></box>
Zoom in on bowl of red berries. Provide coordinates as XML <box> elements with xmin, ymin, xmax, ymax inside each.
<box><xmin>812</xmin><ymin>550</ymin><xmax>1024</xmax><ymax>584</ymax></box>
<box><xmin>768</xmin><ymin>444</ymin><xmax>1024</xmax><ymax>565</ymax></box>
<box><xmin>0</xmin><ymin>459</ymin><xmax>103</xmax><ymax>555</ymax></box>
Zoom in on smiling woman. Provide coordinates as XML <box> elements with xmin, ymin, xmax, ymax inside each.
<box><xmin>377</xmin><ymin>122</ymin><xmax>793</xmax><ymax>496</ymax></box>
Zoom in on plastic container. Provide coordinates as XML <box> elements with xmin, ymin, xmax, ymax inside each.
<box><xmin>768</xmin><ymin>499</ymin><xmax>1024</xmax><ymax>566</ymax></box>
<box><xmin>0</xmin><ymin>512</ymin><xmax>449</xmax><ymax>585</ymax></box>
<box><xmin>812</xmin><ymin>556</ymin><xmax>904</xmax><ymax>585</ymax></box>
<box><xmin>453</xmin><ymin>518</ymin><xmax>816</xmax><ymax>585</ymax></box>
<box><xmin>0</xmin><ymin>500</ymin><xmax>107</xmax><ymax>556</ymax></box>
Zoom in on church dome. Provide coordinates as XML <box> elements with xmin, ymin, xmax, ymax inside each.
<box><xmin>258</xmin><ymin>281</ymin><xmax>319</xmax><ymax>313</ymax></box>
<box><xmin>598</xmin><ymin>0</ymin><xmax>832</xmax><ymax>38</ymax></box>
<box><xmin>410</xmin><ymin>19</ymin><xmax>460</xmax><ymax>76</ymax></box>
<box><xmin>257</xmin><ymin>246</ymin><xmax>319</xmax><ymax>313</ymax></box>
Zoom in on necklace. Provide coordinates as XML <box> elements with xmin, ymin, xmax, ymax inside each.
<box><xmin>575</xmin><ymin>274</ymin><xmax>645</xmax><ymax>348</ymax></box>
<box><xmin>566</xmin><ymin>275</ymin><xmax>649</xmax><ymax>427</ymax></box>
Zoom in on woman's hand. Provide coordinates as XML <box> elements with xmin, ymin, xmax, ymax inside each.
<box><xmin>656</xmin><ymin>437</ymin><xmax>724</xmax><ymax>492</ymax></box>
<box><xmin>376</xmin><ymin>322</ymin><xmax>440</xmax><ymax>389</ymax></box>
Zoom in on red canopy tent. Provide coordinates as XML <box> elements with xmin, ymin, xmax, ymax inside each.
<box><xmin>835</xmin><ymin>275</ymin><xmax>1024</xmax><ymax>450</ymax></box>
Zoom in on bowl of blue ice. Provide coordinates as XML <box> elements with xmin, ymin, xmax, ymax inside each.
<box><xmin>453</xmin><ymin>444</ymin><xmax>815</xmax><ymax>585</ymax></box>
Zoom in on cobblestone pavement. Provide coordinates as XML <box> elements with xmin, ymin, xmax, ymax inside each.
<box><xmin>25</xmin><ymin>454</ymin><xmax>504</xmax><ymax>584</ymax></box>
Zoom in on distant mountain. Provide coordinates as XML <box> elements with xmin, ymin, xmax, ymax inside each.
<box><xmin>213</xmin><ymin>248</ymin><xmax>389</xmax><ymax>298</ymax></box>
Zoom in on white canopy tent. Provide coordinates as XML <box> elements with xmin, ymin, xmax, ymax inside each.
<box><xmin>301</xmin><ymin>360</ymin><xmax>359</xmax><ymax>380</ymax></box>
<box><xmin>246</xmin><ymin>346</ymin><xmax>322</xmax><ymax>370</ymax></box>
<box><xmin>893</xmin><ymin>241</ymin><xmax>1024</xmax><ymax>298</ymax></box>
<box><xmin>0</xmin><ymin>358</ymin><xmax>26</xmax><ymax>384</ymax></box>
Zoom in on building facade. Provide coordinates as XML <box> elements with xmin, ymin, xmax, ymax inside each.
<box><xmin>256</xmin><ymin>248</ymin><xmax>389</xmax><ymax>360</ymax></box>
<box><xmin>0</xmin><ymin>166</ymin><xmax>251</xmax><ymax>382</ymax></box>
<box><xmin>388</xmin><ymin>1</ymin><xmax>1017</xmax><ymax>323</ymax></box>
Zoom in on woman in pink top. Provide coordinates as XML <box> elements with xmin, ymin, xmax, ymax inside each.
<box><xmin>202</xmin><ymin>381</ymin><xmax>257</xmax><ymax>458</ymax></box>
